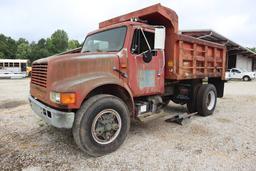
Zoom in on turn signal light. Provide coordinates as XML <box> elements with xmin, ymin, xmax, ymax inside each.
<box><xmin>60</xmin><ymin>93</ymin><xmax>76</xmax><ymax>105</ymax></box>
<box><xmin>50</xmin><ymin>92</ymin><xmax>76</xmax><ymax>105</ymax></box>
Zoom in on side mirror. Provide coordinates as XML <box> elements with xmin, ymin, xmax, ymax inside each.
<box><xmin>154</xmin><ymin>27</ymin><xmax>166</xmax><ymax>50</ymax></box>
<box><xmin>143</xmin><ymin>50</ymin><xmax>153</xmax><ymax>63</ymax></box>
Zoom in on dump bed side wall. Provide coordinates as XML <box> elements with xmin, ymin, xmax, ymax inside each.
<box><xmin>165</xmin><ymin>34</ymin><xmax>226</xmax><ymax>80</ymax></box>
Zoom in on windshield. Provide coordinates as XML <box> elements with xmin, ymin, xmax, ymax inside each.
<box><xmin>82</xmin><ymin>27</ymin><xmax>127</xmax><ymax>53</ymax></box>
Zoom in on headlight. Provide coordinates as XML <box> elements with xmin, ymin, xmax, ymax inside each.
<box><xmin>50</xmin><ymin>92</ymin><xmax>76</xmax><ymax>105</ymax></box>
<box><xmin>50</xmin><ymin>92</ymin><xmax>61</xmax><ymax>104</ymax></box>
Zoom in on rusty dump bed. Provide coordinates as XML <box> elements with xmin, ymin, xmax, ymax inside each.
<box><xmin>170</xmin><ymin>34</ymin><xmax>226</xmax><ymax>80</ymax></box>
<box><xmin>100</xmin><ymin>3</ymin><xmax>226</xmax><ymax>80</ymax></box>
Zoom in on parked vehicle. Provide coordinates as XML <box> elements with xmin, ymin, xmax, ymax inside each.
<box><xmin>225</xmin><ymin>68</ymin><xmax>256</xmax><ymax>81</ymax></box>
<box><xmin>0</xmin><ymin>59</ymin><xmax>28</xmax><ymax>78</ymax></box>
<box><xmin>26</xmin><ymin>66</ymin><xmax>32</xmax><ymax>77</ymax></box>
<box><xmin>29</xmin><ymin>4</ymin><xmax>227</xmax><ymax>156</ymax></box>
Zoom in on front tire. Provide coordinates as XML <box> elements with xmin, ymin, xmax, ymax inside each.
<box><xmin>72</xmin><ymin>94</ymin><xmax>130</xmax><ymax>157</ymax></box>
<box><xmin>196</xmin><ymin>84</ymin><xmax>217</xmax><ymax>116</ymax></box>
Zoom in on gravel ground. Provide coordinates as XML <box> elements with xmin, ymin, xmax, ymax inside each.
<box><xmin>0</xmin><ymin>78</ymin><xmax>256</xmax><ymax>171</ymax></box>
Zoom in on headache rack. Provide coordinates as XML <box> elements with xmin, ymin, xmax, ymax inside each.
<box><xmin>31</xmin><ymin>63</ymin><xmax>48</xmax><ymax>88</ymax></box>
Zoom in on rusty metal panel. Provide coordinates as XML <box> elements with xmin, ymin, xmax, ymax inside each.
<box><xmin>138</xmin><ymin>70</ymin><xmax>156</xmax><ymax>88</ymax></box>
<box><xmin>165</xmin><ymin>34</ymin><xmax>226</xmax><ymax>80</ymax></box>
<box><xmin>99</xmin><ymin>3</ymin><xmax>179</xmax><ymax>33</ymax></box>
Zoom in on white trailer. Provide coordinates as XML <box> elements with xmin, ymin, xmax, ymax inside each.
<box><xmin>0</xmin><ymin>59</ymin><xmax>28</xmax><ymax>79</ymax></box>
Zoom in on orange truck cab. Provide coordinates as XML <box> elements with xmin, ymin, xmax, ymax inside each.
<box><xmin>29</xmin><ymin>4</ymin><xmax>226</xmax><ymax>156</ymax></box>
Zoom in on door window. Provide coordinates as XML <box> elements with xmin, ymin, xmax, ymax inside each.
<box><xmin>131</xmin><ymin>29</ymin><xmax>155</xmax><ymax>55</ymax></box>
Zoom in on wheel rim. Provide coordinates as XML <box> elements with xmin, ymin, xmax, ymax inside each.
<box><xmin>91</xmin><ymin>109</ymin><xmax>122</xmax><ymax>145</ymax></box>
<box><xmin>206</xmin><ymin>90</ymin><xmax>216</xmax><ymax>110</ymax></box>
<box><xmin>244</xmin><ymin>77</ymin><xmax>248</xmax><ymax>81</ymax></box>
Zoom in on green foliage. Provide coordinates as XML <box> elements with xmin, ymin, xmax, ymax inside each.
<box><xmin>16</xmin><ymin>43</ymin><xmax>31</xmax><ymax>59</ymax></box>
<box><xmin>29</xmin><ymin>41</ymin><xmax>50</xmax><ymax>62</ymax></box>
<box><xmin>0</xmin><ymin>34</ymin><xmax>17</xmax><ymax>59</ymax></box>
<box><xmin>68</xmin><ymin>40</ymin><xmax>80</xmax><ymax>50</ymax></box>
<box><xmin>0</xmin><ymin>30</ymin><xmax>81</xmax><ymax>62</ymax></box>
<box><xmin>17</xmin><ymin>38</ymin><xmax>29</xmax><ymax>45</ymax></box>
<box><xmin>0</xmin><ymin>52</ymin><xmax>4</xmax><ymax>59</ymax></box>
<box><xmin>50</xmin><ymin>30</ymin><xmax>69</xmax><ymax>54</ymax></box>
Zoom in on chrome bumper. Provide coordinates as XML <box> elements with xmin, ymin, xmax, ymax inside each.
<box><xmin>28</xmin><ymin>96</ymin><xmax>74</xmax><ymax>128</ymax></box>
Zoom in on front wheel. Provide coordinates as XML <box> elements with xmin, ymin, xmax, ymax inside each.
<box><xmin>72</xmin><ymin>94</ymin><xmax>130</xmax><ymax>157</ymax></box>
<box><xmin>196</xmin><ymin>84</ymin><xmax>217</xmax><ymax>116</ymax></box>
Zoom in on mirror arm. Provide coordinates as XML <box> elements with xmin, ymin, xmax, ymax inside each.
<box><xmin>134</xmin><ymin>50</ymin><xmax>148</xmax><ymax>58</ymax></box>
<box><xmin>140</xmin><ymin>28</ymin><xmax>151</xmax><ymax>51</ymax></box>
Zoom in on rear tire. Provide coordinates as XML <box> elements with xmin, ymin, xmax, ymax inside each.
<box><xmin>196</xmin><ymin>84</ymin><xmax>217</xmax><ymax>116</ymax></box>
<box><xmin>186</xmin><ymin>84</ymin><xmax>201</xmax><ymax>113</ymax></box>
<box><xmin>161</xmin><ymin>97</ymin><xmax>171</xmax><ymax>108</ymax></box>
<box><xmin>243</xmin><ymin>76</ymin><xmax>250</xmax><ymax>81</ymax></box>
<box><xmin>72</xmin><ymin>94</ymin><xmax>130</xmax><ymax>157</ymax></box>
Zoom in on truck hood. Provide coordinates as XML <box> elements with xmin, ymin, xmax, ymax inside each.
<box><xmin>33</xmin><ymin>51</ymin><xmax>120</xmax><ymax>63</ymax></box>
<box><xmin>31</xmin><ymin>52</ymin><xmax>120</xmax><ymax>108</ymax></box>
<box><xmin>47</xmin><ymin>52</ymin><xmax>119</xmax><ymax>83</ymax></box>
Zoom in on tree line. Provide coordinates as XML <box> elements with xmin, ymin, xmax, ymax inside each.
<box><xmin>0</xmin><ymin>30</ymin><xmax>255</xmax><ymax>63</ymax></box>
<box><xmin>0</xmin><ymin>30</ymin><xmax>81</xmax><ymax>63</ymax></box>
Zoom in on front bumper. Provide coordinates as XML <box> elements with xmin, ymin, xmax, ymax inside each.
<box><xmin>29</xmin><ymin>96</ymin><xmax>75</xmax><ymax>128</ymax></box>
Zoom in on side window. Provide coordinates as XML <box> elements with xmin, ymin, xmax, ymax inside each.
<box><xmin>14</xmin><ymin>63</ymin><xmax>19</xmax><ymax>67</ymax></box>
<box><xmin>232</xmin><ymin>69</ymin><xmax>241</xmax><ymax>73</ymax></box>
<box><xmin>131</xmin><ymin>29</ymin><xmax>155</xmax><ymax>55</ymax></box>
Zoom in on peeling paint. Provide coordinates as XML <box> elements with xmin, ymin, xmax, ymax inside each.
<box><xmin>138</xmin><ymin>70</ymin><xmax>155</xmax><ymax>89</ymax></box>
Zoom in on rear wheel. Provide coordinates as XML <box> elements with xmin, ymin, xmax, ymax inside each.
<box><xmin>186</xmin><ymin>84</ymin><xmax>201</xmax><ymax>113</ymax></box>
<box><xmin>196</xmin><ymin>84</ymin><xmax>217</xmax><ymax>116</ymax></box>
<box><xmin>243</xmin><ymin>76</ymin><xmax>250</xmax><ymax>81</ymax></box>
<box><xmin>72</xmin><ymin>94</ymin><xmax>130</xmax><ymax>157</ymax></box>
<box><xmin>161</xmin><ymin>97</ymin><xmax>171</xmax><ymax>108</ymax></box>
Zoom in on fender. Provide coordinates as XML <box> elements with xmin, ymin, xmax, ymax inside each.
<box><xmin>52</xmin><ymin>72</ymin><xmax>134</xmax><ymax>109</ymax></box>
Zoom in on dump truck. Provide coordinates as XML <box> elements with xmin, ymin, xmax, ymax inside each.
<box><xmin>29</xmin><ymin>4</ymin><xmax>226</xmax><ymax>156</ymax></box>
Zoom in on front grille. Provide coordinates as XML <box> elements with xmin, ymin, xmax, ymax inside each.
<box><xmin>31</xmin><ymin>63</ymin><xmax>48</xmax><ymax>88</ymax></box>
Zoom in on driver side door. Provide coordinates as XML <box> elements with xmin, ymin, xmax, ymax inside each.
<box><xmin>127</xmin><ymin>28</ymin><xmax>164</xmax><ymax>97</ymax></box>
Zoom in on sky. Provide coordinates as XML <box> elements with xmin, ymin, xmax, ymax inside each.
<box><xmin>0</xmin><ymin>0</ymin><xmax>255</xmax><ymax>47</ymax></box>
